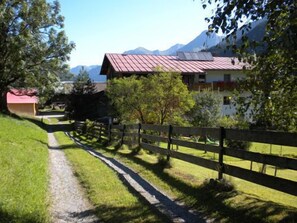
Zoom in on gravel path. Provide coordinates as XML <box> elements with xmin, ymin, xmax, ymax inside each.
<box><xmin>67</xmin><ymin>133</ymin><xmax>209</xmax><ymax>223</ymax></box>
<box><xmin>48</xmin><ymin>132</ymin><xmax>99</xmax><ymax>223</ymax></box>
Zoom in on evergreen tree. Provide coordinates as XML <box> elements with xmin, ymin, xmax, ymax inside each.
<box><xmin>71</xmin><ymin>67</ymin><xmax>96</xmax><ymax>95</ymax></box>
<box><xmin>67</xmin><ymin>67</ymin><xmax>96</xmax><ymax>120</ymax></box>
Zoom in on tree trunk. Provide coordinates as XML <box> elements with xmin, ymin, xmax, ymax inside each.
<box><xmin>0</xmin><ymin>90</ymin><xmax>9</xmax><ymax>114</ymax></box>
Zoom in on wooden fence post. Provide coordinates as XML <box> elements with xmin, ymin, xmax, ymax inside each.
<box><xmin>218</xmin><ymin>127</ymin><xmax>225</xmax><ymax>180</ymax></box>
<box><xmin>98</xmin><ymin>123</ymin><xmax>102</xmax><ymax>142</ymax></box>
<box><xmin>138</xmin><ymin>123</ymin><xmax>141</xmax><ymax>146</ymax></box>
<box><xmin>167</xmin><ymin>125</ymin><xmax>173</xmax><ymax>162</ymax></box>
<box><xmin>107</xmin><ymin>117</ymin><xmax>112</xmax><ymax>142</ymax></box>
<box><xmin>108</xmin><ymin>123</ymin><xmax>112</xmax><ymax>142</ymax></box>
<box><xmin>121</xmin><ymin>124</ymin><xmax>126</xmax><ymax>145</ymax></box>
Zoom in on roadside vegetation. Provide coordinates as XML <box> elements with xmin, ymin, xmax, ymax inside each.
<box><xmin>0</xmin><ymin>114</ymin><xmax>49</xmax><ymax>223</ymax></box>
<box><xmin>70</xmin><ymin>131</ymin><xmax>297</xmax><ymax>223</ymax></box>
<box><xmin>53</xmin><ymin>127</ymin><xmax>167</xmax><ymax>223</ymax></box>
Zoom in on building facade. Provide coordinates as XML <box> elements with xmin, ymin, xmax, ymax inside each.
<box><xmin>100</xmin><ymin>52</ymin><xmax>246</xmax><ymax>116</ymax></box>
<box><xmin>7</xmin><ymin>89</ymin><xmax>38</xmax><ymax>116</ymax></box>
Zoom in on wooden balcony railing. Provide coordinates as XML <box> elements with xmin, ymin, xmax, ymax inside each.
<box><xmin>191</xmin><ymin>81</ymin><xmax>237</xmax><ymax>91</ymax></box>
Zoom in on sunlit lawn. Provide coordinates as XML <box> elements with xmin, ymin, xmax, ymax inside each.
<box><xmin>0</xmin><ymin>115</ymin><xmax>49</xmax><ymax>223</ymax></box>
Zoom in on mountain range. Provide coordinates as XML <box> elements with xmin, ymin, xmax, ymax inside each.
<box><xmin>208</xmin><ymin>19</ymin><xmax>267</xmax><ymax>56</ymax></box>
<box><xmin>123</xmin><ymin>30</ymin><xmax>222</xmax><ymax>55</ymax></box>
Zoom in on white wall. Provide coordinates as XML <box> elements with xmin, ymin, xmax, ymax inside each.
<box><xmin>193</xmin><ymin>69</ymin><xmax>251</xmax><ymax>117</ymax></box>
<box><xmin>204</xmin><ymin>70</ymin><xmax>246</xmax><ymax>83</ymax></box>
<box><xmin>218</xmin><ymin>91</ymin><xmax>252</xmax><ymax>118</ymax></box>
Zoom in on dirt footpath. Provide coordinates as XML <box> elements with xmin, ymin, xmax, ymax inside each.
<box><xmin>48</xmin><ymin>132</ymin><xmax>99</xmax><ymax>223</ymax></box>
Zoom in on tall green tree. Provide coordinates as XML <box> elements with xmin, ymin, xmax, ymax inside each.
<box><xmin>203</xmin><ymin>0</ymin><xmax>297</xmax><ymax>131</ymax></box>
<box><xmin>106</xmin><ymin>76</ymin><xmax>148</xmax><ymax>123</ymax></box>
<box><xmin>71</xmin><ymin>67</ymin><xmax>96</xmax><ymax>95</ymax></box>
<box><xmin>67</xmin><ymin>67</ymin><xmax>96</xmax><ymax>119</ymax></box>
<box><xmin>106</xmin><ymin>71</ymin><xmax>194</xmax><ymax>125</ymax></box>
<box><xmin>0</xmin><ymin>0</ymin><xmax>75</xmax><ymax>113</ymax></box>
<box><xmin>145</xmin><ymin>71</ymin><xmax>194</xmax><ymax>125</ymax></box>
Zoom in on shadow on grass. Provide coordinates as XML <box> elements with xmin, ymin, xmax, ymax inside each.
<box><xmin>1</xmin><ymin>113</ymin><xmax>72</xmax><ymax>133</ymax></box>
<box><xmin>94</xmin><ymin>204</ymin><xmax>169</xmax><ymax>223</ymax></box>
<box><xmin>73</xmin><ymin>135</ymin><xmax>297</xmax><ymax>223</ymax></box>
<box><xmin>0</xmin><ymin>208</ymin><xmax>46</xmax><ymax>223</ymax></box>
<box><xmin>22</xmin><ymin>117</ymin><xmax>73</xmax><ymax>133</ymax></box>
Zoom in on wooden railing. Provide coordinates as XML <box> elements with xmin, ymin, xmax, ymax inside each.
<box><xmin>191</xmin><ymin>81</ymin><xmax>237</xmax><ymax>91</ymax></box>
<box><xmin>74</xmin><ymin>121</ymin><xmax>297</xmax><ymax>196</ymax></box>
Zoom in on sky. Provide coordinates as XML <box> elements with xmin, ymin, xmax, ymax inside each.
<box><xmin>56</xmin><ymin>0</ymin><xmax>214</xmax><ymax>68</ymax></box>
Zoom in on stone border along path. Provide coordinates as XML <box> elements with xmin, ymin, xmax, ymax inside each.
<box><xmin>48</xmin><ymin>130</ymin><xmax>99</xmax><ymax>223</ymax></box>
<box><xmin>66</xmin><ymin>132</ymin><xmax>210</xmax><ymax>223</ymax></box>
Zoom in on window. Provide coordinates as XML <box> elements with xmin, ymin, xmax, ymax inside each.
<box><xmin>182</xmin><ymin>75</ymin><xmax>194</xmax><ymax>87</ymax></box>
<box><xmin>224</xmin><ymin>74</ymin><xmax>231</xmax><ymax>82</ymax></box>
<box><xmin>198</xmin><ymin>74</ymin><xmax>206</xmax><ymax>83</ymax></box>
<box><xmin>223</xmin><ymin>96</ymin><xmax>232</xmax><ymax>105</ymax></box>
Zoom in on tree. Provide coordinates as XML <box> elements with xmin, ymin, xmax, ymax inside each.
<box><xmin>187</xmin><ymin>90</ymin><xmax>221</xmax><ymax>127</ymax></box>
<box><xmin>203</xmin><ymin>0</ymin><xmax>297</xmax><ymax>131</ymax></box>
<box><xmin>71</xmin><ymin>67</ymin><xmax>96</xmax><ymax>95</ymax></box>
<box><xmin>106</xmin><ymin>76</ymin><xmax>148</xmax><ymax>123</ymax></box>
<box><xmin>58</xmin><ymin>70</ymin><xmax>75</xmax><ymax>82</ymax></box>
<box><xmin>106</xmin><ymin>71</ymin><xmax>194</xmax><ymax>125</ymax></box>
<box><xmin>0</xmin><ymin>0</ymin><xmax>75</xmax><ymax>113</ymax></box>
<box><xmin>145</xmin><ymin>71</ymin><xmax>194</xmax><ymax>125</ymax></box>
<box><xmin>67</xmin><ymin>67</ymin><xmax>96</xmax><ymax>120</ymax></box>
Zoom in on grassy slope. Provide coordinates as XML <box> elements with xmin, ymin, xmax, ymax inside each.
<box><xmin>54</xmin><ymin>130</ymin><xmax>166</xmax><ymax>223</ymax></box>
<box><xmin>0</xmin><ymin>115</ymin><xmax>49</xmax><ymax>223</ymax></box>
<box><xmin>73</xmin><ymin>134</ymin><xmax>297</xmax><ymax>223</ymax></box>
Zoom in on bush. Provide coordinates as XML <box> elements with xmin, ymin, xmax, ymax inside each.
<box><xmin>218</xmin><ymin>116</ymin><xmax>251</xmax><ymax>151</ymax></box>
<box><xmin>85</xmin><ymin>119</ymin><xmax>94</xmax><ymax>135</ymax></box>
<box><xmin>217</xmin><ymin>116</ymin><xmax>238</xmax><ymax>128</ymax></box>
<box><xmin>226</xmin><ymin>139</ymin><xmax>251</xmax><ymax>151</ymax></box>
<box><xmin>157</xmin><ymin>155</ymin><xmax>172</xmax><ymax>169</ymax></box>
<box><xmin>202</xmin><ymin>178</ymin><xmax>234</xmax><ymax>192</ymax></box>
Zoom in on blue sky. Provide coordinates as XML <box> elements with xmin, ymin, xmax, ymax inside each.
<box><xmin>57</xmin><ymin>0</ymin><xmax>214</xmax><ymax>67</ymax></box>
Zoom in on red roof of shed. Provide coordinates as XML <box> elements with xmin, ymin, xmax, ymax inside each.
<box><xmin>7</xmin><ymin>89</ymin><xmax>38</xmax><ymax>104</ymax></box>
<box><xmin>101</xmin><ymin>53</ymin><xmax>244</xmax><ymax>74</ymax></box>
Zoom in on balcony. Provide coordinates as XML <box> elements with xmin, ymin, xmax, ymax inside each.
<box><xmin>191</xmin><ymin>81</ymin><xmax>237</xmax><ymax>91</ymax></box>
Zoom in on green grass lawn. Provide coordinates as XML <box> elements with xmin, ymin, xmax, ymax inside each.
<box><xmin>54</xmin><ymin>130</ymin><xmax>167</xmax><ymax>223</ymax></box>
<box><xmin>72</xmin><ymin>133</ymin><xmax>297</xmax><ymax>223</ymax></box>
<box><xmin>0</xmin><ymin>114</ymin><xmax>49</xmax><ymax>223</ymax></box>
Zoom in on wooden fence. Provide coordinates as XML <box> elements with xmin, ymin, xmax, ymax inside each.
<box><xmin>74</xmin><ymin>121</ymin><xmax>297</xmax><ymax>196</ymax></box>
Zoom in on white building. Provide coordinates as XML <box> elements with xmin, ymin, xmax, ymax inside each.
<box><xmin>100</xmin><ymin>52</ymin><xmax>247</xmax><ymax>116</ymax></box>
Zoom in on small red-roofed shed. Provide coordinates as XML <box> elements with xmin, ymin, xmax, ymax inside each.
<box><xmin>7</xmin><ymin>89</ymin><xmax>38</xmax><ymax>116</ymax></box>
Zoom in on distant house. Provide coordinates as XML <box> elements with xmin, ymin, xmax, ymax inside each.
<box><xmin>49</xmin><ymin>81</ymin><xmax>108</xmax><ymax>120</ymax></box>
<box><xmin>58</xmin><ymin>81</ymin><xmax>106</xmax><ymax>94</ymax></box>
<box><xmin>7</xmin><ymin>89</ymin><xmax>38</xmax><ymax>116</ymax></box>
<box><xmin>100</xmin><ymin>52</ymin><xmax>247</xmax><ymax>116</ymax></box>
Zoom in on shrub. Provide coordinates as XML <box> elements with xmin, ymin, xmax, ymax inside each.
<box><xmin>202</xmin><ymin>178</ymin><xmax>234</xmax><ymax>192</ymax></box>
<box><xmin>218</xmin><ymin>116</ymin><xmax>251</xmax><ymax>151</ymax></box>
<box><xmin>157</xmin><ymin>155</ymin><xmax>172</xmax><ymax>169</ymax></box>
<box><xmin>226</xmin><ymin>139</ymin><xmax>251</xmax><ymax>151</ymax></box>
<box><xmin>85</xmin><ymin>119</ymin><xmax>94</xmax><ymax>135</ymax></box>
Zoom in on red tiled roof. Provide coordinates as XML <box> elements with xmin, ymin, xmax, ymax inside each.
<box><xmin>102</xmin><ymin>53</ymin><xmax>244</xmax><ymax>74</ymax></box>
<box><xmin>7</xmin><ymin>89</ymin><xmax>38</xmax><ymax>104</ymax></box>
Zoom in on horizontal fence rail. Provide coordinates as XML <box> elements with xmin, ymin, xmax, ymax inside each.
<box><xmin>225</xmin><ymin>129</ymin><xmax>297</xmax><ymax>147</ymax></box>
<box><xmin>172</xmin><ymin>126</ymin><xmax>220</xmax><ymax>139</ymax></box>
<box><xmin>74</xmin><ymin>121</ymin><xmax>297</xmax><ymax>196</ymax></box>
